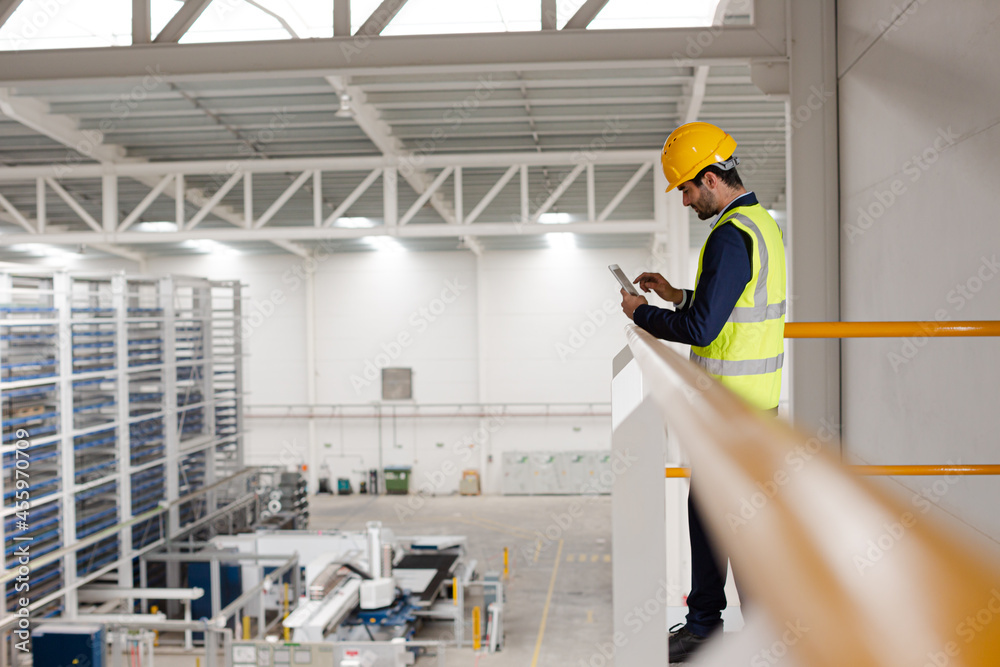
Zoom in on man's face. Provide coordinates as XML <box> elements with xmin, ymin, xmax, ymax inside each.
<box><xmin>677</xmin><ymin>180</ymin><xmax>720</xmax><ymax>220</ymax></box>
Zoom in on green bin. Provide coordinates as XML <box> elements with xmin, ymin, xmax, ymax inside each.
<box><xmin>384</xmin><ymin>466</ymin><xmax>412</xmax><ymax>495</ymax></box>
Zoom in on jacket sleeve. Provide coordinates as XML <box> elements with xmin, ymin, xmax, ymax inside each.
<box><xmin>632</xmin><ymin>224</ymin><xmax>753</xmax><ymax>347</ymax></box>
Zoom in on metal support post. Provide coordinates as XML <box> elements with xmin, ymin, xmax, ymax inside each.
<box><xmin>383</xmin><ymin>167</ymin><xmax>398</xmax><ymax>226</ymax></box>
<box><xmin>113</xmin><ymin>274</ymin><xmax>134</xmax><ymax>607</ymax></box>
<box><xmin>55</xmin><ymin>272</ymin><xmax>78</xmax><ymax>618</ymax></box>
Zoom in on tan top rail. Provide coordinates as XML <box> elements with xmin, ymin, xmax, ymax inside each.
<box><xmin>625</xmin><ymin>323</ymin><xmax>1000</xmax><ymax>667</ymax></box>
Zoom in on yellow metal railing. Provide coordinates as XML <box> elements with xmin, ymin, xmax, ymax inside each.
<box><xmin>784</xmin><ymin>320</ymin><xmax>1000</xmax><ymax>338</ymax></box>
<box><xmin>626</xmin><ymin>323</ymin><xmax>1000</xmax><ymax>667</ymax></box>
<box><xmin>668</xmin><ymin>464</ymin><xmax>1000</xmax><ymax>478</ymax></box>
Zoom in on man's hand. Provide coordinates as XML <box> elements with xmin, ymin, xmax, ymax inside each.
<box><xmin>634</xmin><ymin>272</ymin><xmax>684</xmax><ymax>304</ymax></box>
<box><xmin>620</xmin><ymin>289</ymin><xmax>647</xmax><ymax>321</ymax></box>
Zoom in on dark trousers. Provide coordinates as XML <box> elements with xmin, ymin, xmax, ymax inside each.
<box><xmin>684</xmin><ymin>489</ymin><xmax>733</xmax><ymax>636</ymax></box>
<box><xmin>684</xmin><ymin>406</ymin><xmax>777</xmax><ymax>636</ymax></box>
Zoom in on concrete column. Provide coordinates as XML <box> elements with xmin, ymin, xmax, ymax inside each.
<box><xmin>786</xmin><ymin>0</ymin><xmax>840</xmax><ymax>437</ymax></box>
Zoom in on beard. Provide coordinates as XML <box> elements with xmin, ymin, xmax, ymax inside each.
<box><xmin>693</xmin><ymin>189</ymin><xmax>720</xmax><ymax>220</ymax></box>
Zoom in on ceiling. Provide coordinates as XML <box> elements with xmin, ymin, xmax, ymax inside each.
<box><xmin>0</xmin><ymin>1</ymin><xmax>788</xmax><ymax>262</ymax></box>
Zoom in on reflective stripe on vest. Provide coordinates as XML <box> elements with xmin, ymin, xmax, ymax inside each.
<box><xmin>729</xmin><ymin>300</ymin><xmax>786</xmax><ymax>323</ymax></box>
<box><xmin>690</xmin><ymin>352</ymin><xmax>784</xmax><ymax>377</ymax></box>
<box><xmin>725</xmin><ymin>213</ymin><xmax>785</xmax><ymax>325</ymax></box>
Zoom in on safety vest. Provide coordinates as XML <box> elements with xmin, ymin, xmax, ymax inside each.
<box><xmin>689</xmin><ymin>203</ymin><xmax>786</xmax><ymax>410</ymax></box>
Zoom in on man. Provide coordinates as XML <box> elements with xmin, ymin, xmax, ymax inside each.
<box><xmin>619</xmin><ymin>121</ymin><xmax>786</xmax><ymax>663</ymax></box>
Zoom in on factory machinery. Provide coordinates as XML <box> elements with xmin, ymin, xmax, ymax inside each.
<box><xmin>30</xmin><ymin>520</ymin><xmax>504</xmax><ymax>667</ymax></box>
<box><xmin>2</xmin><ymin>268</ymin><xmax>502</xmax><ymax>666</ymax></box>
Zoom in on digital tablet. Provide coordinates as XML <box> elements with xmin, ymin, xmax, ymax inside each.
<box><xmin>609</xmin><ymin>264</ymin><xmax>639</xmax><ymax>296</ymax></box>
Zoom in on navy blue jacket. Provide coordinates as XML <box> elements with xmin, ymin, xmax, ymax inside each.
<box><xmin>632</xmin><ymin>192</ymin><xmax>758</xmax><ymax>347</ymax></box>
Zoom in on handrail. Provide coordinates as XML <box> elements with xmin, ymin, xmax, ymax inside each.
<box><xmin>625</xmin><ymin>323</ymin><xmax>1000</xmax><ymax>667</ymax></box>
<box><xmin>784</xmin><ymin>321</ymin><xmax>1000</xmax><ymax>338</ymax></box>
<box><xmin>666</xmin><ymin>464</ymin><xmax>1000</xmax><ymax>477</ymax></box>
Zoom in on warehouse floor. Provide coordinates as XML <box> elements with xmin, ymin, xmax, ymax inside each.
<box><xmin>309</xmin><ymin>493</ymin><xmax>615</xmax><ymax>667</ymax></box>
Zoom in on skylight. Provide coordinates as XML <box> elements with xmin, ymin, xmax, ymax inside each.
<box><xmin>0</xmin><ymin>0</ymin><xmax>727</xmax><ymax>51</ymax></box>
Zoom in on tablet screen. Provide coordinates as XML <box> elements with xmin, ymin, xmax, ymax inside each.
<box><xmin>609</xmin><ymin>265</ymin><xmax>639</xmax><ymax>296</ymax></box>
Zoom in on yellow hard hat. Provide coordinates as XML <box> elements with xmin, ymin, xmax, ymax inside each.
<box><xmin>660</xmin><ymin>122</ymin><xmax>738</xmax><ymax>192</ymax></box>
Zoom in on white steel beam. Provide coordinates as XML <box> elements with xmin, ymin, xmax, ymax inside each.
<box><xmin>0</xmin><ymin>220</ymin><xmax>663</xmax><ymax>245</ymax></box>
<box><xmin>0</xmin><ymin>0</ymin><xmax>23</xmax><ymax>30</ymax></box>
<box><xmin>45</xmin><ymin>178</ymin><xmax>102</xmax><ymax>232</ymax></box>
<box><xmin>453</xmin><ymin>166</ymin><xmax>463</xmax><ymax>224</ymax></box>
<box><xmin>132</xmin><ymin>0</ymin><xmax>151</xmax><ymax>44</ymax></box>
<box><xmin>0</xmin><ymin>150</ymin><xmax>657</xmax><ymax>181</ymax></box>
<box><xmin>325</xmin><ymin>75</ymin><xmax>456</xmax><ymax>224</ymax></box>
<box><xmin>243</xmin><ymin>172</ymin><xmax>253</xmax><ymax>227</ymax></box>
<box><xmin>88</xmin><ymin>242</ymin><xmax>146</xmax><ymax>264</ymax></box>
<box><xmin>322</xmin><ymin>169</ymin><xmax>382</xmax><ymax>226</ymax></box>
<box><xmin>383</xmin><ymin>167</ymin><xmax>397</xmax><ymax>226</ymax></box>
<box><xmin>465</xmin><ymin>165</ymin><xmax>519</xmax><ymax>225</ymax></box>
<box><xmin>186</xmin><ymin>171</ymin><xmax>242</xmax><ymax>230</ymax></box>
<box><xmin>586</xmin><ymin>163</ymin><xmax>596</xmax><ymax>220</ymax></box>
<box><xmin>355</xmin><ymin>0</ymin><xmax>409</xmax><ymax>36</ymax></box>
<box><xmin>530</xmin><ymin>163</ymin><xmax>585</xmax><ymax>223</ymax></box>
<box><xmin>154</xmin><ymin>0</ymin><xmax>215</xmax><ymax>43</ymax></box>
<box><xmin>254</xmin><ymin>170</ymin><xmax>312</xmax><ymax>229</ymax></box>
<box><xmin>520</xmin><ymin>165</ymin><xmax>529</xmax><ymax>221</ymax></box>
<box><xmin>0</xmin><ymin>87</ymin><xmax>307</xmax><ymax>256</ymax></box>
<box><xmin>598</xmin><ymin>162</ymin><xmax>652</xmax><ymax>221</ymax></box>
<box><xmin>333</xmin><ymin>0</ymin><xmax>351</xmax><ymax>36</ymax></box>
<box><xmin>269</xmin><ymin>239</ymin><xmax>310</xmax><ymax>258</ymax></box>
<box><xmin>680</xmin><ymin>66</ymin><xmax>710</xmax><ymax>124</ymax></box>
<box><xmin>0</xmin><ymin>89</ymin><xmax>126</xmax><ymax>163</ymax></box>
<box><xmin>0</xmin><ymin>192</ymin><xmax>33</xmax><ymax>232</ymax></box>
<box><xmin>36</xmin><ymin>177</ymin><xmax>45</xmax><ymax>231</ymax></box>
<box><xmin>398</xmin><ymin>166</ymin><xmax>452</xmax><ymax>225</ymax></box>
<box><xmin>0</xmin><ymin>88</ymin><xmax>181</xmax><ymax>257</ymax></box>
<box><xmin>120</xmin><ymin>174</ymin><xmax>173</xmax><ymax>231</ymax></box>
<box><xmin>0</xmin><ymin>13</ymin><xmax>787</xmax><ymax>83</ymax></box>
<box><xmin>541</xmin><ymin>0</ymin><xmax>557</xmax><ymax>30</ymax></box>
<box><xmin>313</xmin><ymin>170</ymin><xmax>322</xmax><ymax>227</ymax></box>
<box><xmin>562</xmin><ymin>0</ymin><xmax>609</xmax><ymax>30</ymax></box>
<box><xmin>102</xmin><ymin>174</ymin><xmax>117</xmax><ymax>231</ymax></box>
<box><xmin>461</xmin><ymin>236</ymin><xmax>483</xmax><ymax>256</ymax></box>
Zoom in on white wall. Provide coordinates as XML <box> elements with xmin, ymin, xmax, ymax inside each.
<box><xmin>149</xmin><ymin>245</ymin><xmax>669</xmax><ymax>494</ymax></box>
<box><xmin>838</xmin><ymin>0</ymin><xmax>1000</xmax><ymax>540</ymax></box>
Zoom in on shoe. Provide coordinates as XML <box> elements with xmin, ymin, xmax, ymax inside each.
<box><xmin>668</xmin><ymin>623</ymin><xmax>715</xmax><ymax>663</ymax></box>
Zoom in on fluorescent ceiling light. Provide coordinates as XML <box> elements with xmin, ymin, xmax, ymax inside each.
<box><xmin>334</xmin><ymin>217</ymin><xmax>377</xmax><ymax>229</ymax></box>
<box><xmin>364</xmin><ymin>236</ymin><xmax>406</xmax><ymax>253</ymax></box>
<box><xmin>183</xmin><ymin>239</ymin><xmax>241</xmax><ymax>255</ymax></box>
<box><xmin>8</xmin><ymin>243</ymin><xmax>83</xmax><ymax>259</ymax></box>
<box><xmin>546</xmin><ymin>232</ymin><xmax>576</xmax><ymax>250</ymax></box>
<box><xmin>538</xmin><ymin>212</ymin><xmax>573</xmax><ymax>224</ymax></box>
<box><xmin>133</xmin><ymin>221</ymin><xmax>179</xmax><ymax>232</ymax></box>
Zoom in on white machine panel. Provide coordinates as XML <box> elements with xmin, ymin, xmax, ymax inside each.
<box><xmin>502</xmin><ymin>450</ymin><xmax>612</xmax><ymax>495</ymax></box>
<box><xmin>233</xmin><ymin>643</ymin><xmax>335</xmax><ymax>667</ymax></box>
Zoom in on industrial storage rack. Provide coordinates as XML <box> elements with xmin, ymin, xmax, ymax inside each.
<box><xmin>0</xmin><ymin>270</ymin><xmax>244</xmax><ymax>619</ymax></box>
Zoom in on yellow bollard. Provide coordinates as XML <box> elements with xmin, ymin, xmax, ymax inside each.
<box><xmin>150</xmin><ymin>606</ymin><xmax>159</xmax><ymax>646</ymax></box>
<box><xmin>242</xmin><ymin>615</ymin><xmax>251</xmax><ymax>640</ymax></box>
<box><xmin>503</xmin><ymin>547</ymin><xmax>509</xmax><ymax>580</ymax></box>
<box><xmin>282</xmin><ymin>582</ymin><xmax>291</xmax><ymax>642</ymax></box>
<box><xmin>196</xmin><ymin>659</ymin><xmax>200</xmax><ymax>667</ymax></box>
<box><xmin>472</xmin><ymin>606</ymin><xmax>482</xmax><ymax>651</ymax></box>
<box><xmin>452</xmin><ymin>577</ymin><xmax>458</xmax><ymax>605</ymax></box>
